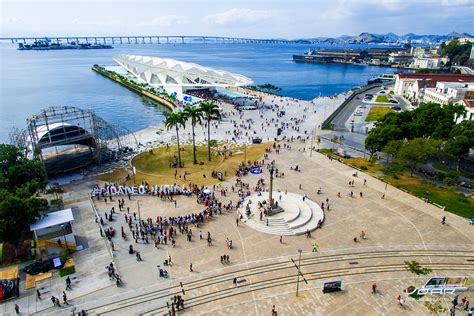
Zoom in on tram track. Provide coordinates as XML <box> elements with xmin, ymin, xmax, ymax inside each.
<box><xmin>85</xmin><ymin>249</ymin><xmax>474</xmax><ymax>314</ymax></box>
<box><xmin>141</xmin><ymin>262</ymin><xmax>474</xmax><ymax>315</ymax></box>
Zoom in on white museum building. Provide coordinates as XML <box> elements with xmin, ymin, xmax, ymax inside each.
<box><xmin>113</xmin><ymin>55</ymin><xmax>253</xmax><ymax>101</ymax></box>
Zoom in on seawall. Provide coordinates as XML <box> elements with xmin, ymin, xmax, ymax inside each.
<box><xmin>91</xmin><ymin>65</ymin><xmax>176</xmax><ymax>111</ymax></box>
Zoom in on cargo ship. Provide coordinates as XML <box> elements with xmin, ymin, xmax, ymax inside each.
<box><xmin>293</xmin><ymin>47</ymin><xmax>408</xmax><ymax>66</ymax></box>
<box><xmin>18</xmin><ymin>40</ymin><xmax>113</xmax><ymax>50</ymax></box>
<box><xmin>292</xmin><ymin>49</ymin><xmax>331</xmax><ymax>63</ymax></box>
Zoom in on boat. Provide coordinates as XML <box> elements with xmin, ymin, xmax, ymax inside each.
<box><xmin>292</xmin><ymin>49</ymin><xmax>331</xmax><ymax>63</ymax></box>
<box><xmin>18</xmin><ymin>39</ymin><xmax>113</xmax><ymax>50</ymax></box>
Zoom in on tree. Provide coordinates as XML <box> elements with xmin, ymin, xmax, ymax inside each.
<box><xmin>404</xmin><ymin>260</ymin><xmax>432</xmax><ymax>287</ymax></box>
<box><xmin>395</xmin><ymin>138</ymin><xmax>441</xmax><ymax>176</ymax></box>
<box><xmin>164</xmin><ymin>111</ymin><xmax>187</xmax><ymax>168</ymax></box>
<box><xmin>447</xmin><ymin>120</ymin><xmax>474</xmax><ymax>170</ymax></box>
<box><xmin>0</xmin><ymin>144</ymin><xmax>48</xmax><ymax>243</ymax></box>
<box><xmin>199</xmin><ymin>101</ymin><xmax>221</xmax><ymax>161</ymax></box>
<box><xmin>0</xmin><ymin>144</ymin><xmax>45</xmax><ymax>193</ymax></box>
<box><xmin>441</xmin><ymin>40</ymin><xmax>472</xmax><ymax>66</ymax></box>
<box><xmin>183</xmin><ymin>105</ymin><xmax>203</xmax><ymax>164</ymax></box>
<box><xmin>383</xmin><ymin>140</ymin><xmax>403</xmax><ymax>163</ymax></box>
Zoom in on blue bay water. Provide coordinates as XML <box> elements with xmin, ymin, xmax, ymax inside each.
<box><xmin>0</xmin><ymin>43</ymin><xmax>397</xmax><ymax>143</ymax></box>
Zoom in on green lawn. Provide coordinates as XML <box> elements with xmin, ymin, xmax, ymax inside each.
<box><xmin>366</xmin><ymin>106</ymin><xmax>394</xmax><ymax>122</ymax></box>
<box><xmin>386</xmin><ymin>173</ymin><xmax>474</xmax><ymax>218</ymax></box>
<box><xmin>375</xmin><ymin>95</ymin><xmax>390</xmax><ymax>103</ymax></box>
<box><xmin>98</xmin><ymin>143</ymin><xmax>268</xmax><ymax>186</ymax></box>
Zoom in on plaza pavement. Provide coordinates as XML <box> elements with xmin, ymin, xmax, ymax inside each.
<box><xmin>49</xmin><ymin>139</ymin><xmax>474</xmax><ymax>315</ymax></box>
<box><xmin>3</xmin><ymin>90</ymin><xmax>473</xmax><ymax>315</ymax></box>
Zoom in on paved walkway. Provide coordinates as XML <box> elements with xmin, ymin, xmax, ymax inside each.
<box><xmin>58</xmin><ymin>139</ymin><xmax>474</xmax><ymax>315</ymax></box>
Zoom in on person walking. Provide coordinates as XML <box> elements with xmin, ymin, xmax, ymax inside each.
<box><xmin>14</xmin><ymin>304</ymin><xmax>19</xmax><ymax>314</ymax></box>
<box><xmin>272</xmin><ymin>305</ymin><xmax>278</xmax><ymax>316</ymax></box>
<box><xmin>62</xmin><ymin>291</ymin><xmax>68</xmax><ymax>305</ymax></box>
<box><xmin>189</xmin><ymin>263</ymin><xmax>193</xmax><ymax>272</ymax></box>
<box><xmin>36</xmin><ymin>289</ymin><xmax>41</xmax><ymax>299</ymax></box>
<box><xmin>66</xmin><ymin>276</ymin><xmax>72</xmax><ymax>290</ymax></box>
<box><xmin>233</xmin><ymin>277</ymin><xmax>238</xmax><ymax>286</ymax></box>
<box><xmin>279</xmin><ymin>236</ymin><xmax>282</xmax><ymax>244</ymax></box>
<box><xmin>442</xmin><ymin>216</ymin><xmax>446</xmax><ymax>225</ymax></box>
<box><xmin>372</xmin><ymin>283</ymin><xmax>377</xmax><ymax>294</ymax></box>
<box><xmin>450</xmin><ymin>305</ymin><xmax>456</xmax><ymax>316</ymax></box>
<box><xmin>312</xmin><ymin>242</ymin><xmax>318</xmax><ymax>252</ymax></box>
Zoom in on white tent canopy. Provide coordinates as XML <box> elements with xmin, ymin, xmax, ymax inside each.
<box><xmin>30</xmin><ymin>208</ymin><xmax>74</xmax><ymax>231</ymax></box>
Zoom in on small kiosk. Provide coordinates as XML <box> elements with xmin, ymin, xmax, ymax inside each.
<box><xmin>30</xmin><ymin>208</ymin><xmax>77</xmax><ymax>257</ymax></box>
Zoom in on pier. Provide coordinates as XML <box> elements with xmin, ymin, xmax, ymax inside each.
<box><xmin>0</xmin><ymin>36</ymin><xmax>300</xmax><ymax>45</ymax></box>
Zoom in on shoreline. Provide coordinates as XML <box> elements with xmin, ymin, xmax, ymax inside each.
<box><xmin>92</xmin><ymin>64</ymin><xmax>177</xmax><ymax>111</ymax></box>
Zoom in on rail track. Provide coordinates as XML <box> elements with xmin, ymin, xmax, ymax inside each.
<box><xmin>84</xmin><ymin>249</ymin><xmax>474</xmax><ymax>315</ymax></box>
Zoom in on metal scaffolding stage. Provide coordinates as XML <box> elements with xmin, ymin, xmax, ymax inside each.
<box><xmin>10</xmin><ymin>106</ymin><xmax>137</xmax><ymax>175</ymax></box>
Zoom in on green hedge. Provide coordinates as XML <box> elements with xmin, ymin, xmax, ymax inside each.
<box><xmin>58</xmin><ymin>266</ymin><xmax>75</xmax><ymax>277</ymax></box>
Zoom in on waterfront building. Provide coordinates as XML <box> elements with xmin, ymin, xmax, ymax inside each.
<box><xmin>423</xmin><ymin>81</ymin><xmax>474</xmax><ymax>104</ymax></box>
<box><xmin>393</xmin><ymin>73</ymin><xmax>474</xmax><ymax>105</ymax></box>
<box><xmin>410</xmin><ymin>56</ymin><xmax>448</xmax><ymax>69</ymax></box>
<box><xmin>113</xmin><ymin>55</ymin><xmax>253</xmax><ymax>101</ymax></box>
<box><xmin>387</xmin><ymin>51</ymin><xmax>412</xmax><ymax>67</ymax></box>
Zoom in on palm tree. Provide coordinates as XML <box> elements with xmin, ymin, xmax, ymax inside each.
<box><xmin>199</xmin><ymin>101</ymin><xmax>221</xmax><ymax>161</ymax></box>
<box><xmin>183</xmin><ymin>105</ymin><xmax>203</xmax><ymax>164</ymax></box>
<box><xmin>164</xmin><ymin>111</ymin><xmax>187</xmax><ymax>168</ymax></box>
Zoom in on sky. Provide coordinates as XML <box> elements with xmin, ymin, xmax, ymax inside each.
<box><xmin>1</xmin><ymin>0</ymin><xmax>473</xmax><ymax>39</ymax></box>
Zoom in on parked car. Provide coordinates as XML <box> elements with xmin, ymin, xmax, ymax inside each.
<box><xmin>23</xmin><ymin>257</ymin><xmax>64</xmax><ymax>275</ymax></box>
<box><xmin>389</xmin><ymin>100</ymin><xmax>399</xmax><ymax>104</ymax></box>
<box><xmin>391</xmin><ymin>106</ymin><xmax>401</xmax><ymax>111</ymax></box>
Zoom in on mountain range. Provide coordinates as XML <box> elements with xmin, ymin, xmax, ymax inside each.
<box><xmin>295</xmin><ymin>32</ymin><xmax>473</xmax><ymax>45</ymax></box>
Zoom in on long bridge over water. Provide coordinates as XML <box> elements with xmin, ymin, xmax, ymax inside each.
<box><xmin>0</xmin><ymin>35</ymin><xmax>302</xmax><ymax>45</ymax></box>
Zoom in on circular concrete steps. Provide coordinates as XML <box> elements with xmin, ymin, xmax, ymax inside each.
<box><xmin>240</xmin><ymin>191</ymin><xmax>324</xmax><ymax>236</ymax></box>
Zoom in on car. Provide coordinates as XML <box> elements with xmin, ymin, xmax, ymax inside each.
<box><xmin>23</xmin><ymin>257</ymin><xmax>64</xmax><ymax>275</ymax></box>
<box><xmin>378</xmin><ymin>90</ymin><xmax>387</xmax><ymax>94</ymax></box>
<box><xmin>359</xmin><ymin>105</ymin><xmax>367</xmax><ymax>108</ymax></box>
<box><xmin>354</xmin><ymin>111</ymin><xmax>364</xmax><ymax>116</ymax></box>
<box><xmin>391</xmin><ymin>106</ymin><xmax>401</xmax><ymax>111</ymax></box>
<box><xmin>389</xmin><ymin>100</ymin><xmax>398</xmax><ymax>104</ymax></box>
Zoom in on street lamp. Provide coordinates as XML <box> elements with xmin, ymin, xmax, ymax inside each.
<box><xmin>296</xmin><ymin>249</ymin><xmax>303</xmax><ymax>296</ymax></box>
<box><xmin>137</xmin><ymin>200</ymin><xmax>142</xmax><ymax>227</ymax></box>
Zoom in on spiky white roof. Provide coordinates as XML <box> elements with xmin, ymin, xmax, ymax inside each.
<box><xmin>113</xmin><ymin>55</ymin><xmax>253</xmax><ymax>87</ymax></box>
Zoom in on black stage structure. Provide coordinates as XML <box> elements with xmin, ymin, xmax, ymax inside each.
<box><xmin>10</xmin><ymin>106</ymin><xmax>137</xmax><ymax>176</ymax></box>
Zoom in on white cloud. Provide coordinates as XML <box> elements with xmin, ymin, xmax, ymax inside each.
<box><xmin>71</xmin><ymin>17</ymin><xmax>120</xmax><ymax>26</ymax></box>
<box><xmin>140</xmin><ymin>15</ymin><xmax>189</xmax><ymax>27</ymax></box>
<box><xmin>204</xmin><ymin>8</ymin><xmax>278</xmax><ymax>26</ymax></box>
<box><xmin>440</xmin><ymin>0</ymin><xmax>472</xmax><ymax>5</ymax></box>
